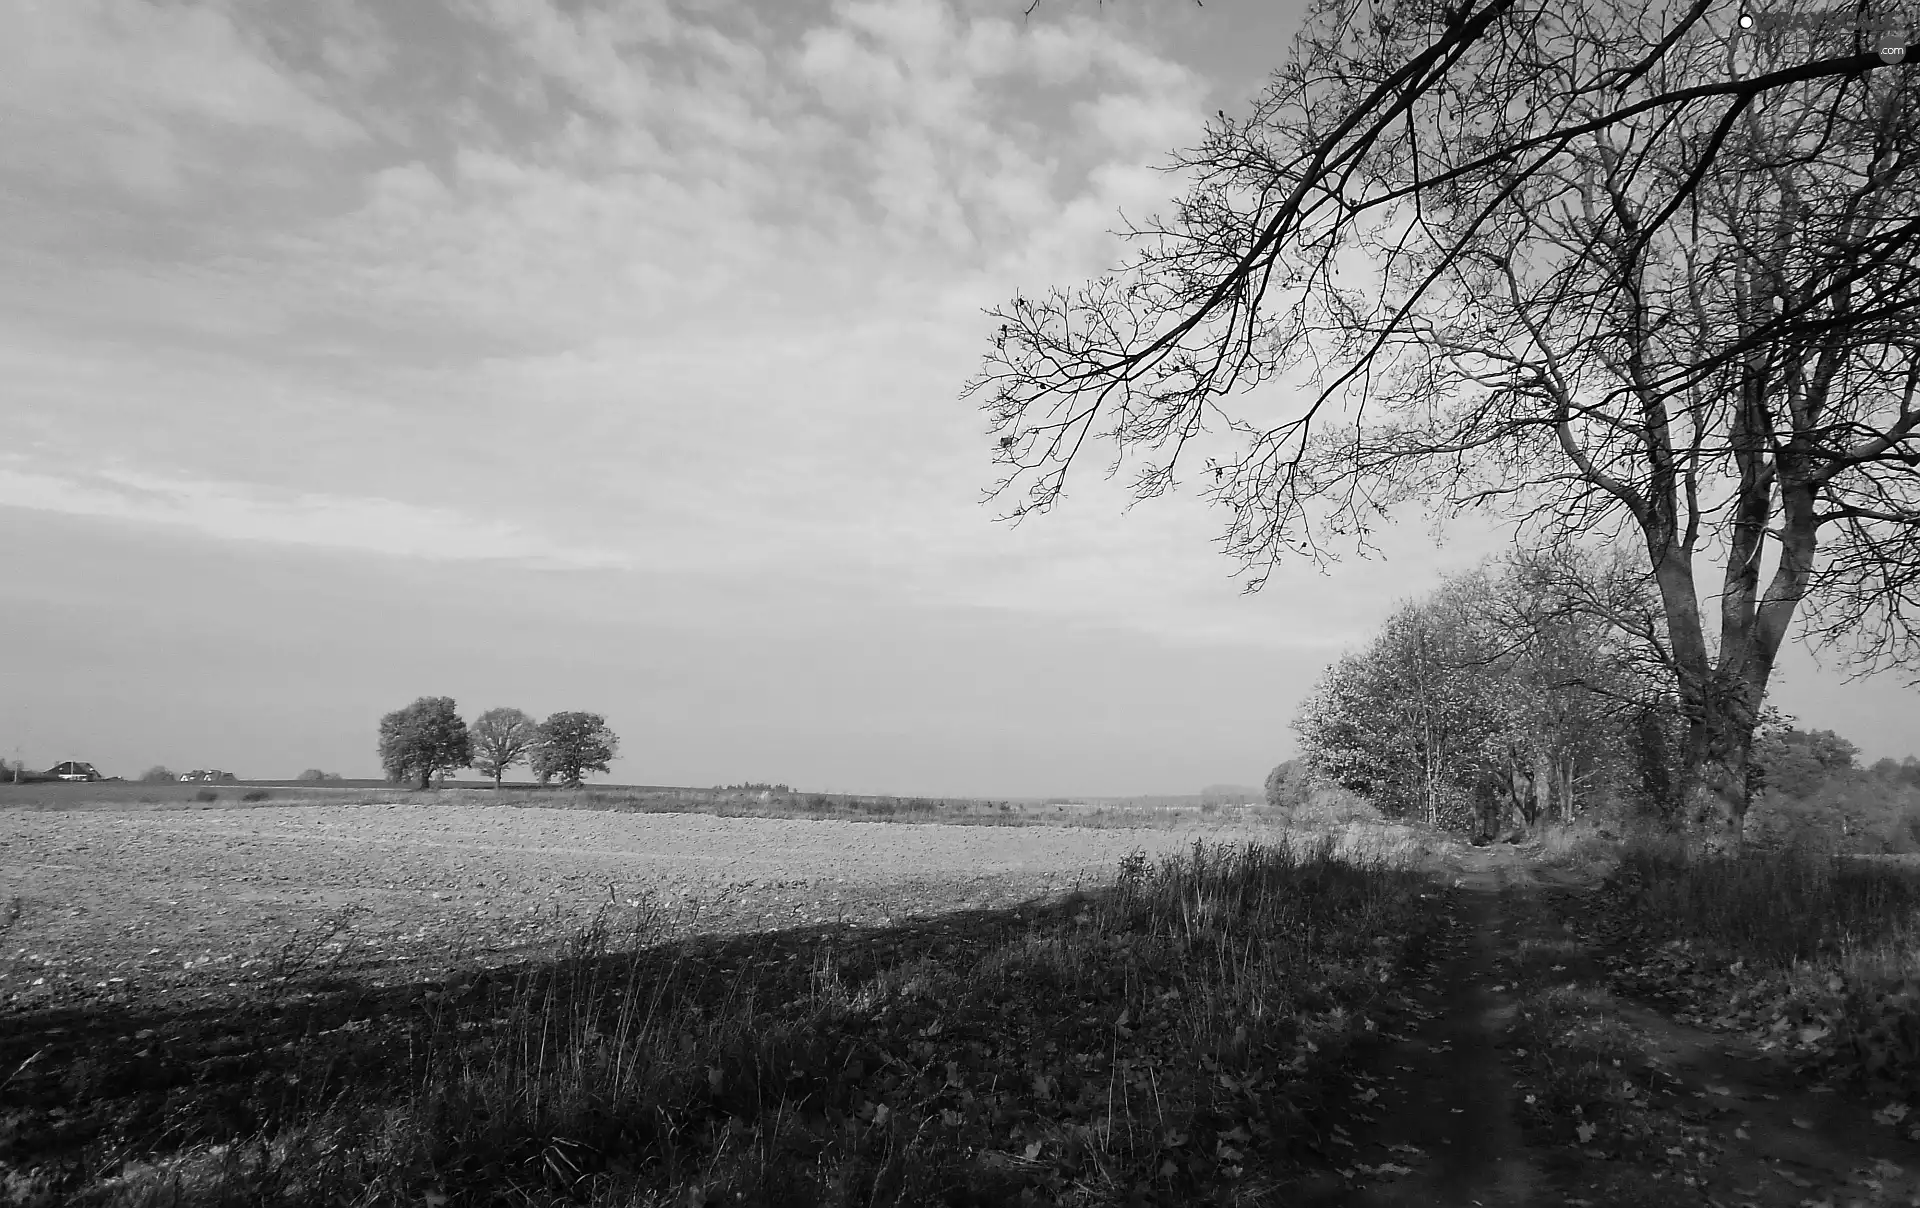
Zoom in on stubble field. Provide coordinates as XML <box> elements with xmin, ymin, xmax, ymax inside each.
<box><xmin>1</xmin><ymin>799</ymin><xmax>1288</xmax><ymax>1013</ymax></box>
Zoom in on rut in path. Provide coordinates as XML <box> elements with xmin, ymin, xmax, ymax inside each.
<box><xmin>1296</xmin><ymin>856</ymin><xmax>1542</xmax><ymax>1206</ymax></box>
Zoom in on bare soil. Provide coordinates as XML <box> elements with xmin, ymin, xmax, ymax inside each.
<box><xmin>0</xmin><ymin>801</ymin><xmax>1278</xmax><ymax>1015</ymax></box>
<box><xmin>1295</xmin><ymin>844</ymin><xmax>1920</xmax><ymax>1206</ymax></box>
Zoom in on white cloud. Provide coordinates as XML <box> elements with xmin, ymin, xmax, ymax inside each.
<box><xmin>0</xmin><ymin>0</ymin><xmax>364</xmax><ymax>206</ymax></box>
<box><xmin>0</xmin><ymin>0</ymin><xmax>1238</xmax><ymax>633</ymax></box>
<box><xmin>0</xmin><ymin>0</ymin><xmax>363</xmax><ymax>141</ymax></box>
<box><xmin>0</xmin><ymin>458</ymin><xmax>629</xmax><ymax>570</ymax></box>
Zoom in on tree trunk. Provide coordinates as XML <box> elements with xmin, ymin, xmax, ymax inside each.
<box><xmin>1676</xmin><ymin>669</ymin><xmax>1762</xmax><ymax>852</ymax></box>
<box><xmin>1533</xmin><ymin>750</ymin><xmax>1552</xmax><ymax>829</ymax></box>
<box><xmin>417</xmin><ymin>767</ymin><xmax>432</xmax><ymax>791</ymax></box>
<box><xmin>494</xmin><ymin>769</ymin><xmax>503</xmax><ymax>789</ymax></box>
<box><xmin>1508</xmin><ymin>755</ymin><xmax>1535</xmax><ymax>827</ymax></box>
<box><xmin>1555</xmin><ymin>754</ymin><xmax>1576</xmax><ymax>825</ymax></box>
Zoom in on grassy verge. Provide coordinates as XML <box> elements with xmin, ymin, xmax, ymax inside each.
<box><xmin>2</xmin><ymin>836</ymin><xmax>1443</xmax><ymax>1207</ymax></box>
<box><xmin>1586</xmin><ymin>835</ymin><xmax>1920</xmax><ymax>1125</ymax></box>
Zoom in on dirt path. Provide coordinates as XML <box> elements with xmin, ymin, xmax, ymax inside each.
<box><xmin>1296</xmin><ymin>845</ymin><xmax>1920</xmax><ymax>1207</ymax></box>
<box><xmin>1291</xmin><ymin>849</ymin><xmax>1543</xmax><ymax>1204</ymax></box>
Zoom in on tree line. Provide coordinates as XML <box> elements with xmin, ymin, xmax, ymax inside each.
<box><xmin>376</xmin><ymin>698</ymin><xmax>620</xmax><ymax>791</ymax></box>
<box><xmin>1287</xmin><ymin>544</ymin><xmax>1680</xmax><ymax>836</ymax></box>
<box><xmin>1283</xmin><ymin>544</ymin><xmax>1920</xmax><ymax>846</ymax></box>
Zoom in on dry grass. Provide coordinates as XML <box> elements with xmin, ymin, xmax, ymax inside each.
<box><xmin>1597</xmin><ymin>833</ymin><xmax>1920</xmax><ymax>1103</ymax></box>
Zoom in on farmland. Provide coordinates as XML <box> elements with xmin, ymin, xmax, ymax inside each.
<box><xmin>3</xmin><ymin>793</ymin><xmax>1918</xmax><ymax>1207</ymax></box>
<box><xmin>0</xmin><ymin>797</ymin><xmax>1318</xmax><ymax>1013</ymax></box>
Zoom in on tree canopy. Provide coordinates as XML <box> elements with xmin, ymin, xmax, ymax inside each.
<box><xmin>531</xmin><ymin>712</ymin><xmax>619</xmax><ymax>787</ymax></box>
<box><xmin>377</xmin><ymin>697</ymin><xmax>473</xmax><ymax>791</ymax></box>
<box><xmin>969</xmin><ymin>0</ymin><xmax>1919</xmax><ymax>845</ymax></box>
<box><xmin>471</xmin><ymin>707</ymin><xmax>538</xmax><ymax>788</ymax></box>
<box><xmin>1292</xmin><ymin>544</ymin><xmax>1680</xmax><ymax>835</ymax></box>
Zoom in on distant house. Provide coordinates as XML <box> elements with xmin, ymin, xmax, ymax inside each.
<box><xmin>178</xmin><ymin>770</ymin><xmax>238</xmax><ymax>783</ymax></box>
<box><xmin>47</xmin><ymin>761</ymin><xmax>103</xmax><ymax>782</ymax></box>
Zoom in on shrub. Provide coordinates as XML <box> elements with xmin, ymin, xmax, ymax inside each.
<box><xmin>194</xmin><ymin>789</ymin><xmax>218</xmax><ymax>803</ymax></box>
<box><xmin>139</xmin><ymin>765</ymin><xmax>176</xmax><ymax>784</ymax></box>
<box><xmin>1264</xmin><ymin>759</ymin><xmax>1313</xmax><ymax>809</ymax></box>
<box><xmin>242</xmin><ymin>789</ymin><xmax>270</xmax><ymax>802</ymax></box>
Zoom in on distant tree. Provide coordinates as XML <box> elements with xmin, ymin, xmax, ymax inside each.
<box><xmin>1870</xmin><ymin>756</ymin><xmax>1920</xmax><ymax>791</ymax></box>
<box><xmin>470</xmin><ymin>707</ymin><xmax>538</xmax><ymax>788</ymax></box>
<box><xmin>1263</xmin><ymin>760</ymin><xmax>1312</xmax><ymax>810</ymax></box>
<box><xmin>296</xmin><ymin>768</ymin><xmax>344</xmax><ymax>782</ymax></box>
<box><xmin>377</xmin><ymin>697</ymin><xmax>473</xmax><ymax>791</ymax></box>
<box><xmin>1750</xmin><ymin>723</ymin><xmax>1860</xmax><ymax>800</ymax></box>
<box><xmin>139</xmin><ymin>765</ymin><xmax>176</xmax><ymax>784</ymax></box>
<box><xmin>530</xmin><ymin>712</ymin><xmax>619</xmax><ymax>787</ymax></box>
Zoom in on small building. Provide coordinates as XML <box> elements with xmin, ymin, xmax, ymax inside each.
<box><xmin>178</xmin><ymin>770</ymin><xmax>238</xmax><ymax>783</ymax></box>
<box><xmin>47</xmin><ymin>761</ymin><xmax>103</xmax><ymax>782</ymax></box>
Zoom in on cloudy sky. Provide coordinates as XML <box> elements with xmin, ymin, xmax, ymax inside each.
<box><xmin>1</xmin><ymin>0</ymin><xmax>1911</xmax><ymax>795</ymax></box>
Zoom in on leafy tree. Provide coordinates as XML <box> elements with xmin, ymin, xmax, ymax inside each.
<box><xmin>1294</xmin><ymin>544</ymin><xmax>1680</xmax><ymax>834</ymax></box>
<box><xmin>377</xmin><ymin>697</ymin><xmax>473</xmax><ymax>791</ymax></box>
<box><xmin>1294</xmin><ymin>600</ymin><xmax>1488</xmax><ymax>831</ymax></box>
<box><xmin>470</xmin><ymin>707</ymin><xmax>538</xmax><ymax>788</ymax></box>
<box><xmin>296</xmin><ymin>768</ymin><xmax>343</xmax><ymax>782</ymax></box>
<box><xmin>1752</xmin><ymin>725</ymin><xmax>1861</xmax><ymax>800</ymax></box>
<box><xmin>1263</xmin><ymin>760</ymin><xmax>1312</xmax><ymax>809</ymax></box>
<box><xmin>530</xmin><ymin>712</ymin><xmax>619</xmax><ymax>787</ymax></box>
<box><xmin>139</xmin><ymin>765</ymin><xmax>176</xmax><ymax>784</ymax></box>
<box><xmin>1869</xmin><ymin>755</ymin><xmax>1920</xmax><ymax>791</ymax></box>
<box><xmin>967</xmin><ymin>0</ymin><xmax>1920</xmax><ymax>849</ymax></box>
<box><xmin>1437</xmin><ymin>545</ymin><xmax>1680</xmax><ymax>827</ymax></box>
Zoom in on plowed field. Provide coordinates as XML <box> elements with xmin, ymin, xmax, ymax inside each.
<box><xmin>1</xmin><ymin>802</ymin><xmax>1276</xmax><ymax>1013</ymax></box>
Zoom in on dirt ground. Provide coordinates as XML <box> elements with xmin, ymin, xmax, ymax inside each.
<box><xmin>0</xmin><ymin>801</ymin><xmax>1284</xmax><ymax>1015</ymax></box>
<box><xmin>1298</xmin><ymin>845</ymin><xmax>1920</xmax><ymax>1207</ymax></box>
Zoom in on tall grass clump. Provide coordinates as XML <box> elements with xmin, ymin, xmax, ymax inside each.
<box><xmin>33</xmin><ymin>838</ymin><xmax>1442</xmax><ymax>1207</ymax></box>
<box><xmin>1611</xmin><ymin>834</ymin><xmax>1920</xmax><ymax>965</ymax></box>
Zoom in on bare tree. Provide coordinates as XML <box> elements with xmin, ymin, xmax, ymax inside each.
<box><xmin>967</xmin><ymin>0</ymin><xmax>1920</xmax><ymax>847</ymax></box>
<box><xmin>470</xmin><ymin>707</ymin><xmax>537</xmax><ymax>788</ymax></box>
